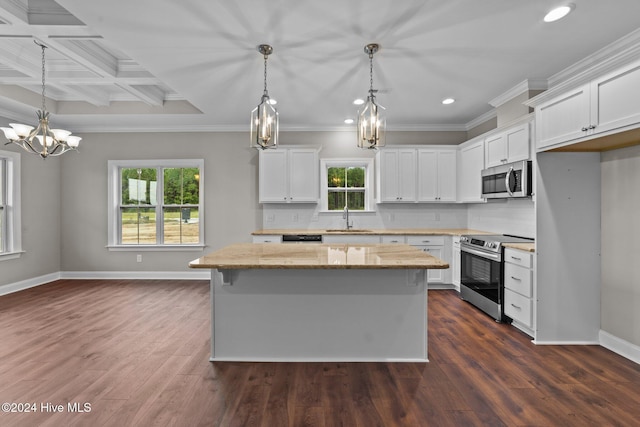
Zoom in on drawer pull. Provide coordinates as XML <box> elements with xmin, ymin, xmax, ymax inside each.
<box><xmin>422</xmin><ymin>240</ymin><xmax>430</xmax><ymax>243</ymax></box>
<box><xmin>510</xmin><ymin>276</ymin><xmax>522</xmax><ymax>281</ymax></box>
<box><xmin>510</xmin><ymin>303</ymin><xmax>522</xmax><ymax>310</ymax></box>
<box><xmin>510</xmin><ymin>256</ymin><xmax>522</xmax><ymax>261</ymax></box>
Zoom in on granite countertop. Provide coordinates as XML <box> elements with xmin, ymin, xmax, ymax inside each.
<box><xmin>189</xmin><ymin>243</ymin><xmax>450</xmax><ymax>270</ymax></box>
<box><xmin>503</xmin><ymin>242</ymin><xmax>536</xmax><ymax>252</ymax></box>
<box><xmin>252</xmin><ymin>228</ymin><xmax>494</xmax><ymax>236</ymax></box>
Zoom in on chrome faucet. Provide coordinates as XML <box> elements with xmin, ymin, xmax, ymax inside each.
<box><xmin>343</xmin><ymin>205</ymin><xmax>353</xmax><ymax>230</ymax></box>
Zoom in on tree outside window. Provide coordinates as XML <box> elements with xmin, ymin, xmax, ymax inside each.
<box><xmin>327</xmin><ymin>166</ymin><xmax>366</xmax><ymax>210</ymax></box>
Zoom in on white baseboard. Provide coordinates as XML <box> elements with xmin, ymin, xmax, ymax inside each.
<box><xmin>60</xmin><ymin>270</ymin><xmax>211</xmax><ymax>280</ymax></box>
<box><xmin>532</xmin><ymin>340</ymin><xmax>600</xmax><ymax>345</ymax></box>
<box><xmin>0</xmin><ymin>270</ymin><xmax>211</xmax><ymax>296</ymax></box>
<box><xmin>599</xmin><ymin>330</ymin><xmax>640</xmax><ymax>365</ymax></box>
<box><xmin>0</xmin><ymin>272</ymin><xmax>61</xmax><ymax>296</ymax></box>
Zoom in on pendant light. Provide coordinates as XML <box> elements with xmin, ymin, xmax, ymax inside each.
<box><xmin>357</xmin><ymin>43</ymin><xmax>385</xmax><ymax>149</ymax></box>
<box><xmin>250</xmin><ymin>44</ymin><xmax>279</xmax><ymax>149</ymax></box>
<box><xmin>1</xmin><ymin>40</ymin><xmax>81</xmax><ymax>158</ymax></box>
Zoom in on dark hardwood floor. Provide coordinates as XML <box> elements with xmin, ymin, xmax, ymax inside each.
<box><xmin>0</xmin><ymin>279</ymin><xmax>638</xmax><ymax>426</ymax></box>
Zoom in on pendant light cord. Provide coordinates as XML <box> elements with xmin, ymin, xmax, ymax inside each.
<box><xmin>369</xmin><ymin>52</ymin><xmax>374</xmax><ymax>94</ymax></box>
<box><xmin>263</xmin><ymin>54</ymin><xmax>269</xmax><ymax>97</ymax></box>
<box><xmin>36</xmin><ymin>40</ymin><xmax>48</xmax><ymax>112</ymax></box>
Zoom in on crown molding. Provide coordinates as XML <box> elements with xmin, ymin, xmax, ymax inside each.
<box><xmin>465</xmin><ymin>109</ymin><xmax>497</xmax><ymax>131</ymax></box>
<box><xmin>527</xmin><ymin>27</ymin><xmax>640</xmax><ymax>107</ymax></box>
<box><xmin>488</xmin><ymin>79</ymin><xmax>548</xmax><ymax>108</ymax></box>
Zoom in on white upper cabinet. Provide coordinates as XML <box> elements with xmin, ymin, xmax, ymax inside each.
<box><xmin>457</xmin><ymin>139</ymin><xmax>485</xmax><ymax>203</ymax></box>
<box><xmin>259</xmin><ymin>148</ymin><xmax>318</xmax><ymax>203</ymax></box>
<box><xmin>417</xmin><ymin>149</ymin><xmax>456</xmax><ymax>202</ymax></box>
<box><xmin>485</xmin><ymin>122</ymin><xmax>530</xmax><ymax>167</ymax></box>
<box><xmin>376</xmin><ymin>149</ymin><xmax>417</xmax><ymax>202</ymax></box>
<box><xmin>535</xmin><ymin>59</ymin><xmax>640</xmax><ymax>150</ymax></box>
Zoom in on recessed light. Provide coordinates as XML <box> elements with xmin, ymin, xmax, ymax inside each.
<box><xmin>353</xmin><ymin>98</ymin><xmax>365</xmax><ymax>105</ymax></box>
<box><xmin>344</xmin><ymin>118</ymin><xmax>354</xmax><ymax>124</ymax></box>
<box><xmin>442</xmin><ymin>98</ymin><xmax>455</xmax><ymax>105</ymax></box>
<box><xmin>544</xmin><ymin>4</ymin><xmax>574</xmax><ymax>23</ymax></box>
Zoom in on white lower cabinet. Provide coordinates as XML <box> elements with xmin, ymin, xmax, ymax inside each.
<box><xmin>406</xmin><ymin>235</ymin><xmax>450</xmax><ymax>285</ymax></box>
<box><xmin>322</xmin><ymin>234</ymin><xmax>380</xmax><ymax>244</ymax></box>
<box><xmin>451</xmin><ymin>236</ymin><xmax>461</xmax><ymax>291</ymax></box>
<box><xmin>380</xmin><ymin>235</ymin><xmax>406</xmax><ymax>244</ymax></box>
<box><xmin>252</xmin><ymin>235</ymin><xmax>282</xmax><ymax>243</ymax></box>
<box><xmin>503</xmin><ymin>247</ymin><xmax>535</xmax><ymax>336</ymax></box>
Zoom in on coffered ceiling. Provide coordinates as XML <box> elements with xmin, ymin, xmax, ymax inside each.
<box><xmin>0</xmin><ymin>0</ymin><xmax>639</xmax><ymax>133</ymax></box>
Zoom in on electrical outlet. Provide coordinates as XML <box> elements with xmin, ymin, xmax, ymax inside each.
<box><xmin>136</xmin><ymin>254</ymin><xmax>142</xmax><ymax>263</ymax></box>
<box><xmin>292</xmin><ymin>213</ymin><xmax>299</xmax><ymax>222</ymax></box>
<box><xmin>266</xmin><ymin>214</ymin><xmax>275</xmax><ymax>223</ymax></box>
<box><xmin>435</xmin><ymin>213</ymin><xmax>440</xmax><ymax>221</ymax></box>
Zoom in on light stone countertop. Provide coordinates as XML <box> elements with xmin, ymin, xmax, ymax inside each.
<box><xmin>189</xmin><ymin>243</ymin><xmax>449</xmax><ymax>270</ymax></box>
<box><xmin>503</xmin><ymin>242</ymin><xmax>536</xmax><ymax>252</ymax></box>
<box><xmin>252</xmin><ymin>228</ymin><xmax>494</xmax><ymax>236</ymax></box>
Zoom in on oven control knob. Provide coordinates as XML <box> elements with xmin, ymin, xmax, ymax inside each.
<box><xmin>488</xmin><ymin>242</ymin><xmax>497</xmax><ymax>249</ymax></box>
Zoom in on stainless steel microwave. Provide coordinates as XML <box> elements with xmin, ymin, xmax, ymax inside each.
<box><xmin>481</xmin><ymin>160</ymin><xmax>532</xmax><ymax>199</ymax></box>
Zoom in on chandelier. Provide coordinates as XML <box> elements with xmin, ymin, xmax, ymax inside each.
<box><xmin>250</xmin><ymin>44</ymin><xmax>279</xmax><ymax>149</ymax></box>
<box><xmin>1</xmin><ymin>41</ymin><xmax>81</xmax><ymax>158</ymax></box>
<box><xmin>357</xmin><ymin>43</ymin><xmax>386</xmax><ymax>149</ymax></box>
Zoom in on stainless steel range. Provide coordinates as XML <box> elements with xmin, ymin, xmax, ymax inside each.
<box><xmin>459</xmin><ymin>234</ymin><xmax>533</xmax><ymax>322</ymax></box>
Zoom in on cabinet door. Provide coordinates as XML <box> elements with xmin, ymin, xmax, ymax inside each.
<box><xmin>536</xmin><ymin>84</ymin><xmax>590</xmax><ymax>150</ymax></box>
<box><xmin>505</xmin><ymin>123</ymin><xmax>530</xmax><ymax>163</ymax></box>
<box><xmin>458</xmin><ymin>140</ymin><xmax>485</xmax><ymax>202</ymax></box>
<box><xmin>397</xmin><ymin>149</ymin><xmax>417</xmax><ymax>201</ymax></box>
<box><xmin>485</xmin><ymin>133</ymin><xmax>506</xmax><ymax>167</ymax></box>
<box><xmin>591</xmin><ymin>59</ymin><xmax>640</xmax><ymax>135</ymax></box>
<box><xmin>259</xmin><ymin>150</ymin><xmax>288</xmax><ymax>202</ymax></box>
<box><xmin>417</xmin><ymin>150</ymin><xmax>438</xmax><ymax>201</ymax></box>
<box><xmin>452</xmin><ymin>244</ymin><xmax>461</xmax><ymax>290</ymax></box>
<box><xmin>377</xmin><ymin>150</ymin><xmax>399</xmax><ymax>202</ymax></box>
<box><xmin>437</xmin><ymin>150</ymin><xmax>457</xmax><ymax>201</ymax></box>
<box><xmin>288</xmin><ymin>149</ymin><xmax>318</xmax><ymax>202</ymax></box>
<box><xmin>423</xmin><ymin>246</ymin><xmax>444</xmax><ymax>283</ymax></box>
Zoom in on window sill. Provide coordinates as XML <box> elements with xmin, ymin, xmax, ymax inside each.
<box><xmin>0</xmin><ymin>250</ymin><xmax>25</xmax><ymax>261</ymax></box>
<box><xmin>106</xmin><ymin>244</ymin><xmax>206</xmax><ymax>252</ymax></box>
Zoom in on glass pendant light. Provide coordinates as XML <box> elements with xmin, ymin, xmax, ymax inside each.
<box><xmin>357</xmin><ymin>43</ymin><xmax>385</xmax><ymax>149</ymax></box>
<box><xmin>1</xmin><ymin>40</ymin><xmax>81</xmax><ymax>158</ymax></box>
<box><xmin>250</xmin><ymin>44</ymin><xmax>279</xmax><ymax>149</ymax></box>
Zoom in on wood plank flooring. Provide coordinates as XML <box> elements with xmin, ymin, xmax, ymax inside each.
<box><xmin>0</xmin><ymin>279</ymin><xmax>638</xmax><ymax>426</ymax></box>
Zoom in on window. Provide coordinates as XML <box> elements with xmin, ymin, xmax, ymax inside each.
<box><xmin>108</xmin><ymin>160</ymin><xmax>204</xmax><ymax>249</ymax></box>
<box><xmin>0</xmin><ymin>149</ymin><xmax>22</xmax><ymax>261</ymax></box>
<box><xmin>320</xmin><ymin>158</ymin><xmax>374</xmax><ymax>211</ymax></box>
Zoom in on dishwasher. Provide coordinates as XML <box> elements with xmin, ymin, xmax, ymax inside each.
<box><xmin>281</xmin><ymin>234</ymin><xmax>323</xmax><ymax>243</ymax></box>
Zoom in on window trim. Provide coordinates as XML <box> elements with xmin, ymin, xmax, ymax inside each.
<box><xmin>107</xmin><ymin>159</ymin><xmax>205</xmax><ymax>251</ymax></box>
<box><xmin>0</xmin><ymin>149</ymin><xmax>23</xmax><ymax>261</ymax></box>
<box><xmin>320</xmin><ymin>158</ymin><xmax>375</xmax><ymax>212</ymax></box>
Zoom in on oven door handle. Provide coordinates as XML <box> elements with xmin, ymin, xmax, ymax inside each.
<box><xmin>461</xmin><ymin>245</ymin><xmax>501</xmax><ymax>262</ymax></box>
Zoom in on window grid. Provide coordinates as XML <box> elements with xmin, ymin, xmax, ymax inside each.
<box><xmin>108</xmin><ymin>160</ymin><xmax>204</xmax><ymax>248</ymax></box>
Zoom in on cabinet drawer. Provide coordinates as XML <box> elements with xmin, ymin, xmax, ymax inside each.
<box><xmin>504</xmin><ymin>263</ymin><xmax>532</xmax><ymax>297</ymax></box>
<box><xmin>504</xmin><ymin>248</ymin><xmax>532</xmax><ymax>268</ymax></box>
<box><xmin>252</xmin><ymin>235</ymin><xmax>282</xmax><ymax>243</ymax></box>
<box><xmin>504</xmin><ymin>289</ymin><xmax>532</xmax><ymax>327</ymax></box>
<box><xmin>381</xmin><ymin>235</ymin><xmax>406</xmax><ymax>244</ymax></box>
<box><xmin>406</xmin><ymin>235</ymin><xmax>445</xmax><ymax>246</ymax></box>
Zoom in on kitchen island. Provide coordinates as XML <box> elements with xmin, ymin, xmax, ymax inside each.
<box><xmin>189</xmin><ymin>243</ymin><xmax>448</xmax><ymax>362</ymax></box>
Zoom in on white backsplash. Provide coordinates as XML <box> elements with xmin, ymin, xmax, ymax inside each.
<box><xmin>263</xmin><ymin>199</ymin><xmax>535</xmax><ymax>238</ymax></box>
<box><xmin>467</xmin><ymin>198</ymin><xmax>535</xmax><ymax>238</ymax></box>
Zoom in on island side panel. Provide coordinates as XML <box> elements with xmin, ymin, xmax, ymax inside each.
<box><xmin>209</xmin><ymin>268</ymin><xmax>428</xmax><ymax>362</ymax></box>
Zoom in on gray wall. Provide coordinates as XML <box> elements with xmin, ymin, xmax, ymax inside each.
<box><xmin>601</xmin><ymin>144</ymin><xmax>640</xmax><ymax>347</ymax></box>
<box><xmin>59</xmin><ymin>132</ymin><xmax>261</xmax><ymax>273</ymax></box>
<box><xmin>0</xmin><ymin>143</ymin><xmax>62</xmax><ymax>287</ymax></box>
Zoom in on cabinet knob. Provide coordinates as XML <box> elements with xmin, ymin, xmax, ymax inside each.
<box><xmin>589</xmin><ymin>124</ymin><xmax>596</xmax><ymax>130</ymax></box>
<box><xmin>581</xmin><ymin>127</ymin><xmax>589</xmax><ymax>132</ymax></box>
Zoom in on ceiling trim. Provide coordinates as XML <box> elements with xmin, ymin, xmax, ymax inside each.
<box><xmin>488</xmin><ymin>79</ymin><xmax>548</xmax><ymax>108</ymax></box>
<box><xmin>465</xmin><ymin>109</ymin><xmax>497</xmax><ymax>131</ymax></box>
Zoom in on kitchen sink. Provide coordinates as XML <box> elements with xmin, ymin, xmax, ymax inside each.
<box><xmin>325</xmin><ymin>229</ymin><xmax>372</xmax><ymax>232</ymax></box>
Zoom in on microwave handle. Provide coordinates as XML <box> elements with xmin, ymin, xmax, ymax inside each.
<box><xmin>505</xmin><ymin>166</ymin><xmax>514</xmax><ymax>196</ymax></box>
